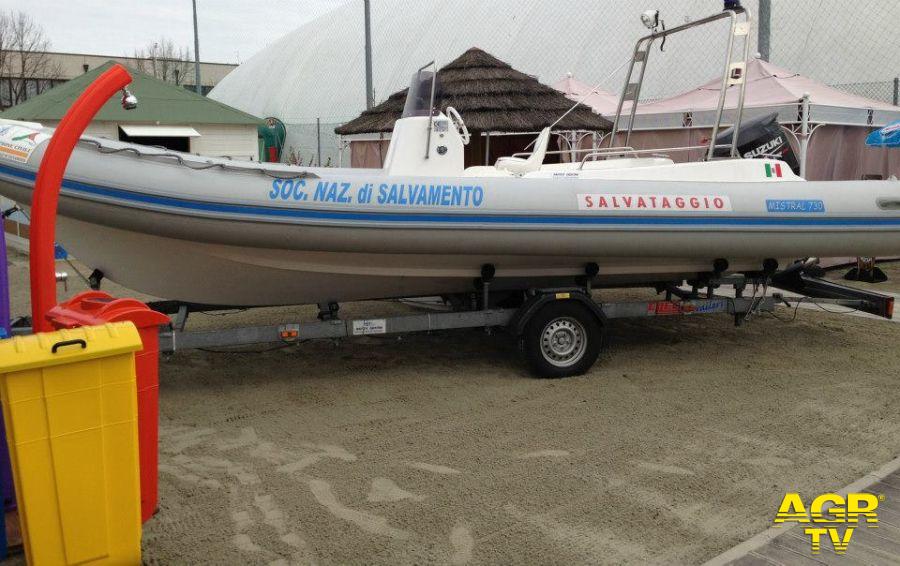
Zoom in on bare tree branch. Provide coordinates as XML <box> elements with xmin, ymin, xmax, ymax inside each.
<box><xmin>132</xmin><ymin>38</ymin><xmax>194</xmax><ymax>87</ymax></box>
<box><xmin>0</xmin><ymin>10</ymin><xmax>62</xmax><ymax>107</ymax></box>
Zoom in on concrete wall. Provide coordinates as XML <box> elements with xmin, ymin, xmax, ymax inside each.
<box><xmin>191</xmin><ymin>124</ymin><xmax>259</xmax><ymax>161</ymax></box>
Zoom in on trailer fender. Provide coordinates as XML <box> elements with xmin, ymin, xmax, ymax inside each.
<box><xmin>509</xmin><ymin>290</ymin><xmax>606</xmax><ymax>336</ymax></box>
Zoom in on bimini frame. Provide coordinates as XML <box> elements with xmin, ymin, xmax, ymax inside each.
<box><xmin>608</xmin><ymin>7</ymin><xmax>754</xmax><ymax>160</ymax></box>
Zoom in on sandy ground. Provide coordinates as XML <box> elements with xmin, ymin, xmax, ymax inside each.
<box><xmin>5</xmin><ymin>247</ymin><xmax>900</xmax><ymax>565</ymax></box>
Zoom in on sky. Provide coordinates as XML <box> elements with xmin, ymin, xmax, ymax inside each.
<box><xmin>0</xmin><ymin>0</ymin><xmax>348</xmax><ymax>64</ymax></box>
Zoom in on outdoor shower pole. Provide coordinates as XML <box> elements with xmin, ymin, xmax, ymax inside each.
<box><xmin>758</xmin><ymin>0</ymin><xmax>771</xmax><ymax>61</ymax></box>
<box><xmin>192</xmin><ymin>0</ymin><xmax>202</xmax><ymax>94</ymax></box>
<box><xmin>364</xmin><ymin>0</ymin><xmax>374</xmax><ymax>109</ymax></box>
<box><xmin>30</xmin><ymin>64</ymin><xmax>133</xmax><ymax>332</ymax></box>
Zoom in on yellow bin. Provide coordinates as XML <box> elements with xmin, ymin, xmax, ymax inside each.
<box><xmin>0</xmin><ymin>322</ymin><xmax>144</xmax><ymax>565</ymax></box>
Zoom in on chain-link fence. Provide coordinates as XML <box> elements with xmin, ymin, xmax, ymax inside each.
<box><xmin>270</xmin><ymin>0</ymin><xmax>898</xmax><ymax>167</ymax></box>
<box><xmin>832</xmin><ymin>80</ymin><xmax>899</xmax><ymax>106</ymax></box>
<box><xmin>281</xmin><ymin>118</ymin><xmax>356</xmax><ymax>168</ymax></box>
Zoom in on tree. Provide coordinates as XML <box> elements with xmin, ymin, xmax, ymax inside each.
<box><xmin>132</xmin><ymin>38</ymin><xmax>194</xmax><ymax>86</ymax></box>
<box><xmin>0</xmin><ymin>11</ymin><xmax>62</xmax><ymax>107</ymax></box>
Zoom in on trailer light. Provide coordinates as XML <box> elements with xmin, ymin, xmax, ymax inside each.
<box><xmin>279</xmin><ymin>324</ymin><xmax>301</xmax><ymax>342</ymax></box>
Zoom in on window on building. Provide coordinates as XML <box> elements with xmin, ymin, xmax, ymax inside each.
<box><xmin>25</xmin><ymin>79</ymin><xmax>38</xmax><ymax>99</ymax></box>
<box><xmin>118</xmin><ymin>127</ymin><xmax>192</xmax><ymax>152</ymax></box>
<box><xmin>0</xmin><ymin>80</ymin><xmax>11</xmax><ymax>109</ymax></box>
<box><xmin>182</xmin><ymin>84</ymin><xmax>213</xmax><ymax>96</ymax></box>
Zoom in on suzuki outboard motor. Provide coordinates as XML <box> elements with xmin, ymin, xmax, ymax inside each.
<box><xmin>714</xmin><ymin>113</ymin><xmax>800</xmax><ymax>174</ymax></box>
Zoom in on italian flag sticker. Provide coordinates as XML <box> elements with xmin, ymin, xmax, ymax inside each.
<box><xmin>765</xmin><ymin>163</ymin><xmax>783</xmax><ymax>178</ymax></box>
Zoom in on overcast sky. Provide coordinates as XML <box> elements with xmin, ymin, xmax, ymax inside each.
<box><xmin>0</xmin><ymin>0</ymin><xmax>348</xmax><ymax>63</ymax></box>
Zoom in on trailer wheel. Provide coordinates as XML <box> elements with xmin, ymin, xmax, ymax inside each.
<box><xmin>522</xmin><ymin>301</ymin><xmax>602</xmax><ymax>378</ymax></box>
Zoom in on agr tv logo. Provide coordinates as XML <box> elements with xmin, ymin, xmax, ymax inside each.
<box><xmin>774</xmin><ymin>492</ymin><xmax>884</xmax><ymax>554</ymax></box>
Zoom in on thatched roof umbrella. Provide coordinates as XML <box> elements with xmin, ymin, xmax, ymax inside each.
<box><xmin>335</xmin><ymin>48</ymin><xmax>612</xmax><ymax>136</ymax></box>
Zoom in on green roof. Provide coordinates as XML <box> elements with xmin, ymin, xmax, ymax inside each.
<box><xmin>2</xmin><ymin>61</ymin><xmax>262</xmax><ymax>126</ymax></box>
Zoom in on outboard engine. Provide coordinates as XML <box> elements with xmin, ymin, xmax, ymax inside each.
<box><xmin>714</xmin><ymin>113</ymin><xmax>800</xmax><ymax>174</ymax></box>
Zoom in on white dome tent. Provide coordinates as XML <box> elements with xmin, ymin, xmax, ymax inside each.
<box><xmin>209</xmin><ymin>0</ymin><xmax>899</xmax><ymax>166</ymax></box>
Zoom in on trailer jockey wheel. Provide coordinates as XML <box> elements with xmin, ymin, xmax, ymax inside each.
<box><xmin>523</xmin><ymin>302</ymin><xmax>602</xmax><ymax>378</ymax></box>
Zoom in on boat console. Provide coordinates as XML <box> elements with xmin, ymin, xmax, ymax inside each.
<box><xmin>383</xmin><ymin>65</ymin><xmax>468</xmax><ymax>177</ymax></box>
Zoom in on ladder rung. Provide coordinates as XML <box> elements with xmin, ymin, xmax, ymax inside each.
<box><xmin>734</xmin><ymin>22</ymin><xmax>751</xmax><ymax>36</ymax></box>
<box><xmin>624</xmin><ymin>83</ymin><xmax>640</xmax><ymax>101</ymax></box>
<box><xmin>727</xmin><ymin>62</ymin><xmax>746</xmax><ymax>86</ymax></box>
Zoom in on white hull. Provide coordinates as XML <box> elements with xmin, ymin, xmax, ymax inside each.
<box><xmin>1</xmin><ymin>123</ymin><xmax>900</xmax><ymax>306</ymax></box>
<box><xmin>56</xmin><ymin>216</ymin><xmax>786</xmax><ymax>305</ymax></box>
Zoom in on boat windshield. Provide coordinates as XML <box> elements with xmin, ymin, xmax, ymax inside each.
<box><xmin>401</xmin><ymin>70</ymin><xmax>440</xmax><ymax>118</ymax></box>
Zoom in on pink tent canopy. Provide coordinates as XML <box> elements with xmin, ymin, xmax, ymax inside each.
<box><xmin>552</xmin><ymin>74</ymin><xmax>622</xmax><ymax>117</ymax></box>
<box><xmin>613</xmin><ymin>58</ymin><xmax>900</xmax><ymax>182</ymax></box>
<box><xmin>635</xmin><ymin>58</ymin><xmax>898</xmax><ymax>115</ymax></box>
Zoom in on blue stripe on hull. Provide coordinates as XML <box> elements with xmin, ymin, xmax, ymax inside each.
<box><xmin>2</xmin><ymin>161</ymin><xmax>900</xmax><ymax>228</ymax></box>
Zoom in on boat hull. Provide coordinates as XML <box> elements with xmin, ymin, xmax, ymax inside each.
<box><xmin>1</xmin><ymin>132</ymin><xmax>899</xmax><ymax>305</ymax></box>
<box><xmin>53</xmin><ymin>216</ymin><xmax>789</xmax><ymax>305</ymax></box>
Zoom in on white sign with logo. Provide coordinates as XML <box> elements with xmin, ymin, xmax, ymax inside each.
<box><xmin>352</xmin><ymin>319</ymin><xmax>387</xmax><ymax>335</ymax></box>
<box><xmin>0</xmin><ymin>125</ymin><xmax>49</xmax><ymax>164</ymax></box>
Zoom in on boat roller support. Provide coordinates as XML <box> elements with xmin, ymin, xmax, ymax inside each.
<box><xmin>580</xmin><ymin>263</ymin><xmax>601</xmax><ymax>294</ymax></box>
<box><xmin>317</xmin><ymin>302</ymin><xmax>341</xmax><ymax>321</ymax></box>
<box><xmin>478</xmin><ymin>264</ymin><xmax>495</xmax><ymax>312</ymax></box>
<box><xmin>88</xmin><ymin>269</ymin><xmax>104</xmax><ymax>291</ymax></box>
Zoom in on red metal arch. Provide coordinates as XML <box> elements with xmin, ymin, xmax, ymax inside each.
<box><xmin>30</xmin><ymin>64</ymin><xmax>132</xmax><ymax>332</ymax></box>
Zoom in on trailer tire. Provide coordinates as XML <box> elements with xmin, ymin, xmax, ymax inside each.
<box><xmin>522</xmin><ymin>301</ymin><xmax>602</xmax><ymax>378</ymax></box>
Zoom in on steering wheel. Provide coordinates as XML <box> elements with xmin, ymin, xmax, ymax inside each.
<box><xmin>445</xmin><ymin>106</ymin><xmax>471</xmax><ymax>145</ymax></box>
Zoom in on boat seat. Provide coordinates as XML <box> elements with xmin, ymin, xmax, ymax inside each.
<box><xmin>496</xmin><ymin>127</ymin><xmax>551</xmax><ymax>176</ymax></box>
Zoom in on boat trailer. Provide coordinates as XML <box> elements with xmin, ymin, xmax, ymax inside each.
<box><xmin>8</xmin><ymin>265</ymin><xmax>893</xmax><ymax>378</ymax></box>
<box><xmin>142</xmin><ymin>266</ymin><xmax>893</xmax><ymax>378</ymax></box>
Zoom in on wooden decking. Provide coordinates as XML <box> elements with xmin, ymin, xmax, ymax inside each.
<box><xmin>707</xmin><ymin>459</ymin><xmax>900</xmax><ymax>565</ymax></box>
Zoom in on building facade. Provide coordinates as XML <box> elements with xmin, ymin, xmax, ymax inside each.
<box><xmin>1</xmin><ymin>59</ymin><xmax>259</xmax><ymax>249</ymax></box>
<box><xmin>1</xmin><ymin>51</ymin><xmax>236</xmax><ymax>110</ymax></box>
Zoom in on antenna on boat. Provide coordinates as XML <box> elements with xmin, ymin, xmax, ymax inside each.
<box><xmin>548</xmin><ymin>58</ymin><xmax>633</xmax><ymax>133</ymax></box>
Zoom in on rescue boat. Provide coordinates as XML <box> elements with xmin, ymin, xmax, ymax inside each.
<box><xmin>0</xmin><ymin>5</ymin><xmax>898</xmax><ymax>307</ymax></box>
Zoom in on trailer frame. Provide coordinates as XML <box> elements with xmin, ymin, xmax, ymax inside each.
<box><xmin>145</xmin><ymin>268</ymin><xmax>892</xmax><ymax>378</ymax></box>
<box><xmin>11</xmin><ymin>265</ymin><xmax>891</xmax><ymax>378</ymax></box>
